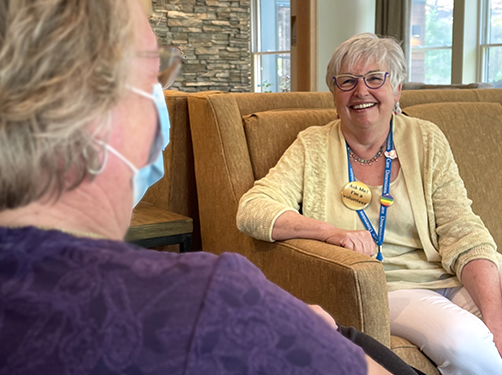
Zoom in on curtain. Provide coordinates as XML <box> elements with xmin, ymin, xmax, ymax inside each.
<box><xmin>375</xmin><ymin>0</ymin><xmax>412</xmax><ymax>61</ymax></box>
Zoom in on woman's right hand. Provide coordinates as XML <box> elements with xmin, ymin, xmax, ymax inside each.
<box><xmin>324</xmin><ymin>228</ymin><xmax>376</xmax><ymax>257</ymax></box>
<box><xmin>272</xmin><ymin>212</ymin><xmax>376</xmax><ymax>257</ymax></box>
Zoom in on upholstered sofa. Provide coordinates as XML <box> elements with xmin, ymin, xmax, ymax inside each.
<box><xmin>140</xmin><ymin>89</ymin><xmax>502</xmax><ymax>374</ymax></box>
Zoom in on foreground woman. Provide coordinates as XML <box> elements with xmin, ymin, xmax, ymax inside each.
<box><xmin>0</xmin><ymin>0</ymin><xmax>391</xmax><ymax>373</ymax></box>
<box><xmin>237</xmin><ymin>33</ymin><xmax>502</xmax><ymax>374</ymax></box>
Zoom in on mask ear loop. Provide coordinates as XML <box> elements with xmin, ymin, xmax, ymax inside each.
<box><xmin>83</xmin><ymin>112</ymin><xmax>112</xmax><ymax>175</ymax></box>
<box><xmin>95</xmin><ymin>139</ymin><xmax>139</xmax><ymax>173</ymax></box>
<box><xmin>83</xmin><ymin>142</ymin><xmax>109</xmax><ymax>175</ymax></box>
<box><xmin>128</xmin><ymin>85</ymin><xmax>156</xmax><ymax>101</ymax></box>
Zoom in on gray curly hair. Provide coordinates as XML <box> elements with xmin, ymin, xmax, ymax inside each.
<box><xmin>325</xmin><ymin>33</ymin><xmax>407</xmax><ymax>98</ymax></box>
<box><xmin>0</xmin><ymin>0</ymin><xmax>136</xmax><ymax>210</ymax></box>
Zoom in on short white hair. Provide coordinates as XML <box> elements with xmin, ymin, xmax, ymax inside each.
<box><xmin>325</xmin><ymin>33</ymin><xmax>407</xmax><ymax>94</ymax></box>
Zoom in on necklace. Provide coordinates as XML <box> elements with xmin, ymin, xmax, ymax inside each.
<box><xmin>347</xmin><ymin>144</ymin><xmax>384</xmax><ymax>165</ymax></box>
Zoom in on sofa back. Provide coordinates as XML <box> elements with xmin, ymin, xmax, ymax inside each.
<box><xmin>400</xmin><ymin>88</ymin><xmax>502</xmax><ymax>108</ymax></box>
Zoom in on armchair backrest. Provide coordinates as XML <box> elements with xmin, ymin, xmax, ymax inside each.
<box><xmin>400</xmin><ymin>88</ymin><xmax>502</xmax><ymax>108</ymax></box>
<box><xmin>188</xmin><ymin>92</ymin><xmax>337</xmax><ymax>257</ymax></box>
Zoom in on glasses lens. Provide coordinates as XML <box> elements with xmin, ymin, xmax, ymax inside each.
<box><xmin>157</xmin><ymin>46</ymin><xmax>185</xmax><ymax>89</ymax></box>
<box><xmin>159</xmin><ymin>46</ymin><xmax>185</xmax><ymax>72</ymax></box>
<box><xmin>364</xmin><ymin>72</ymin><xmax>387</xmax><ymax>89</ymax></box>
<box><xmin>335</xmin><ymin>75</ymin><xmax>358</xmax><ymax>91</ymax></box>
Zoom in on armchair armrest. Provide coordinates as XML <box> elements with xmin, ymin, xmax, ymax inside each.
<box><xmin>253</xmin><ymin>238</ymin><xmax>391</xmax><ymax>347</ymax></box>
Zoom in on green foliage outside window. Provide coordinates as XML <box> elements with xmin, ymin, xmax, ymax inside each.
<box><xmin>423</xmin><ymin>1</ymin><xmax>453</xmax><ymax>84</ymax></box>
<box><xmin>487</xmin><ymin>1</ymin><xmax>502</xmax><ymax>87</ymax></box>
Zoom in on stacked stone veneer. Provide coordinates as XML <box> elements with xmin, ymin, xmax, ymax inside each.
<box><xmin>150</xmin><ymin>0</ymin><xmax>252</xmax><ymax>92</ymax></box>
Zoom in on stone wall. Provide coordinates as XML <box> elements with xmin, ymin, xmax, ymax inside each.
<box><xmin>150</xmin><ymin>0</ymin><xmax>252</xmax><ymax>92</ymax></box>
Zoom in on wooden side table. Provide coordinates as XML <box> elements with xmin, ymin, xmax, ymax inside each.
<box><xmin>126</xmin><ymin>201</ymin><xmax>194</xmax><ymax>253</ymax></box>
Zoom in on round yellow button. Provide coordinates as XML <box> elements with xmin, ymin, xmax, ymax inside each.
<box><xmin>341</xmin><ymin>181</ymin><xmax>372</xmax><ymax>210</ymax></box>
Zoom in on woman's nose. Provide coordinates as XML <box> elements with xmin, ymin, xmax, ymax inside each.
<box><xmin>352</xmin><ymin>78</ymin><xmax>369</xmax><ymax>96</ymax></box>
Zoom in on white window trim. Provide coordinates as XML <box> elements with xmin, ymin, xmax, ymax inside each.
<box><xmin>409</xmin><ymin>0</ymin><xmax>492</xmax><ymax>85</ymax></box>
<box><xmin>251</xmin><ymin>0</ymin><xmax>291</xmax><ymax>92</ymax></box>
<box><xmin>477</xmin><ymin>0</ymin><xmax>489</xmax><ymax>82</ymax></box>
<box><xmin>477</xmin><ymin>0</ymin><xmax>502</xmax><ymax>83</ymax></box>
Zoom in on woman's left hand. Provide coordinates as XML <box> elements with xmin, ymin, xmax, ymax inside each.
<box><xmin>486</xmin><ymin>320</ymin><xmax>502</xmax><ymax>357</ymax></box>
<box><xmin>308</xmin><ymin>304</ymin><xmax>338</xmax><ymax>330</ymax></box>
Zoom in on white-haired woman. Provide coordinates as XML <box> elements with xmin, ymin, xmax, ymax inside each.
<box><xmin>0</xmin><ymin>1</ymin><xmax>396</xmax><ymax>374</ymax></box>
<box><xmin>237</xmin><ymin>32</ymin><xmax>502</xmax><ymax>374</ymax></box>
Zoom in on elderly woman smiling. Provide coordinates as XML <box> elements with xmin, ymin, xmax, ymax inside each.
<box><xmin>237</xmin><ymin>33</ymin><xmax>502</xmax><ymax>374</ymax></box>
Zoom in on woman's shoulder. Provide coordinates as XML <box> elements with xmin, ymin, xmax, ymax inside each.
<box><xmin>190</xmin><ymin>251</ymin><xmax>367</xmax><ymax>374</ymax></box>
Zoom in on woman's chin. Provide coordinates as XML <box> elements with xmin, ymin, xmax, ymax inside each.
<box><xmin>343</xmin><ymin>116</ymin><xmax>380</xmax><ymax>130</ymax></box>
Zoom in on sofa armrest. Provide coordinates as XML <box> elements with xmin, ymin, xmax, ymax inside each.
<box><xmin>253</xmin><ymin>238</ymin><xmax>391</xmax><ymax>347</ymax></box>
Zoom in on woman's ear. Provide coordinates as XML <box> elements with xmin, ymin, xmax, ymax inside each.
<box><xmin>394</xmin><ymin>83</ymin><xmax>402</xmax><ymax>102</ymax></box>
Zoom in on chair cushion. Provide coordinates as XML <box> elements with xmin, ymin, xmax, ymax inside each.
<box><xmin>243</xmin><ymin>109</ymin><xmax>337</xmax><ymax>180</ymax></box>
<box><xmin>234</xmin><ymin>92</ymin><xmax>334</xmax><ymax>117</ymax></box>
<box><xmin>391</xmin><ymin>336</ymin><xmax>439</xmax><ymax>375</ymax></box>
<box><xmin>403</xmin><ymin>102</ymin><xmax>502</xmax><ymax>251</ymax></box>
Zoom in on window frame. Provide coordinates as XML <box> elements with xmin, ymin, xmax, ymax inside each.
<box><xmin>409</xmin><ymin>0</ymin><xmax>454</xmax><ymax>84</ymax></box>
<box><xmin>251</xmin><ymin>0</ymin><xmax>291</xmax><ymax>92</ymax></box>
<box><xmin>478</xmin><ymin>0</ymin><xmax>502</xmax><ymax>83</ymax></box>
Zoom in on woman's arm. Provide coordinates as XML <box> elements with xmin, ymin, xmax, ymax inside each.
<box><xmin>428</xmin><ymin>123</ymin><xmax>502</xmax><ymax>352</ymax></box>
<box><xmin>237</xmin><ymin>137</ymin><xmax>306</xmax><ymax>241</ymax></box>
<box><xmin>202</xmin><ymin>253</ymin><xmax>370</xmax><ymax>374</ymax></box>
<box><xmin>426</xmin><ymin>122</ymin><xmax>498</xmax><ymax>275</ymax></box>
<box><xmin>272</xmin><ymin>211</ymin><xmax>376</xmax><ymax>256</ymax></box>
<box><xmin>238</xmin><ymin>125</ymin><xmax>374</xmax><ymax>256</ymax></box>
<box><xmin>366</xmin><ymin>355</ymin><xmax>392</xmax><ymax>375</ymax></box>
<box><xmin>462</xmin><ymin>259</ymin><xmax>502</xmax><ymax>356</ymax></box>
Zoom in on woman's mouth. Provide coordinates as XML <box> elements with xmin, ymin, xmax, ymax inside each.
<box><xmin>351</xmin><ymin>103</ymin><xmax>376</xmax><ymax>110</ymax></box>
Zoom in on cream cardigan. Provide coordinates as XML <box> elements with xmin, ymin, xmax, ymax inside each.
<box><xmin>237</xmin><ymin>115</ymin><xmax>499</xmax><ymax>281</ymax></box>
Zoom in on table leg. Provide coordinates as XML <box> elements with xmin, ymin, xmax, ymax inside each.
<box><xmin>179</xmin><ymin>234</ymin><xmax>193</xmax><ymax>253</ymax></box>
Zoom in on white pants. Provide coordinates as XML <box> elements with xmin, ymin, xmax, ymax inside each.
<box><xmin>389</xmin><ymin>285</ymin><xmax>502</xmax><ymax>375</ymax></box>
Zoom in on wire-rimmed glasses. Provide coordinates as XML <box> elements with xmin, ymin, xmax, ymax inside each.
<box><xmin>137</xmin><ymin>45</ymin><xmax>186</xmax><ymax>89</ymax></box>
<box><xmin>333</xmin><ymin>71</ymin><xmax>389</xmax><ymax>92</ymax></box>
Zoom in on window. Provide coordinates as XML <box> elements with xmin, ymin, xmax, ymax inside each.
<box><xmin>480</xmin><ymin>0</ymin><xmax>502</xmax><ymax>87</ymax></box>
<box><xmin>410</xmin><ymin>0</ymin><xmax>454</xmax><ymax>84</ymax></box>
<box><xmin>251</xmin><ymin>0</ymin><xmax>291</xmax><ymax>93</ymax></box>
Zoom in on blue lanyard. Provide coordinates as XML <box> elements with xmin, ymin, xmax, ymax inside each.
<box><xmin>346</xmin><ymin>120</ymin><xmax>394</xmax><ymax>261</ymax></box>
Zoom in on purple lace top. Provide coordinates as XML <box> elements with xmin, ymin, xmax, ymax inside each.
<box><xmin>0</xmin><ymin>227</ymin><xmax>366</xmax><ymax>374</ymax></box>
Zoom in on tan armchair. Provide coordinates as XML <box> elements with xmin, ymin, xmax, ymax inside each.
<box><xmin>187</xmin><ymin>91</ymin><xmax>439</xmax><ymax>374</ymax></box>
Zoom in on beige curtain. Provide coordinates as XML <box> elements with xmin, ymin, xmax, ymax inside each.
<box><xmin>375</xmin><ymin>0</ymin><xmax>412</xmax><ymax>61</ymax></box>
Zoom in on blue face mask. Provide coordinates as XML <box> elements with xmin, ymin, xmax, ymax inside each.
<box><xmin>98</xmin><ymin>83</ymin><xmax>170</xmax><ymax>207</ymax></box>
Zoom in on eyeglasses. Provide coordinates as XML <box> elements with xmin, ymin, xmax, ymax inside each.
<box><xmin>333</xmin><ymin>71</ymin><xmax>389</xmax><ymax>92</ymax></box>
<box><xmin>137</xmin><ymin>45</ymin><xmax>186</xmax><ymax>89</ymax></box>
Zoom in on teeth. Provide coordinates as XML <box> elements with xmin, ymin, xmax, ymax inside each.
<box><xmin>352</xmin><ymin>103</ymin><xmax>375</xmax><ymax>109</ymax></box>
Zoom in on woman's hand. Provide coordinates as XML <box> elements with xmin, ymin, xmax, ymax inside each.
<box><xmin>308</xmin><ymin>304</ymin><xmax>338</xmax><ymax>330</ymax></box>
<box><xmin>271</xmin><ymin>211</ymin><xmax>375</xmax><ymax>256</ymax></box>
<box><xmin>366</xmin><ymin>355</ymin><xmax>392</xmax><ymax>375</ymax></box>
<box><xmin>486</xmin><ymin>320</ymin><xmax>502</xmax><ymax>357</ymax></box>
<box><xmin>324</xmin><ymin>228</ymin><xmax>376</xmax><ymax>257</ymax></box>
